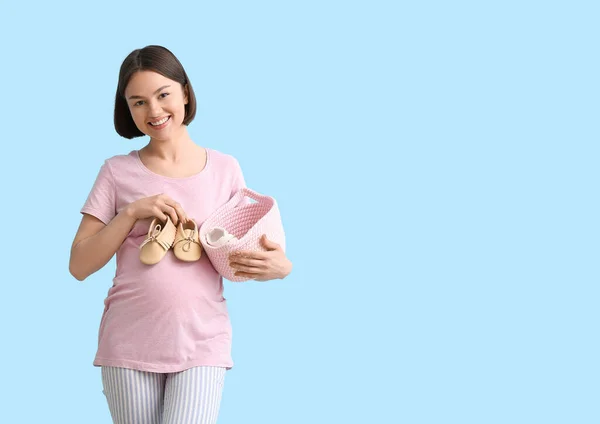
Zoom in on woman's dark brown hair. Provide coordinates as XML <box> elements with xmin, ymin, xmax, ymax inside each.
<box><xmin>114</xmin><ymin>45</ymin><xmax>197</xmax><ymax>139</ymax></box>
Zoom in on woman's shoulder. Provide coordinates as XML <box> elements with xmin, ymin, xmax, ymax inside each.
<box><xmin>103</xmin><ymin>150</ymin><xmax>138</xmax><ymax>167</ymax></box>
<box><xmin>93</xmin><ymin>151</ymin><xmax>141</xmax><ymax>180</ymax></box>
<box><xmin>104</xmin><ymin>150</ymin><xmax>139</xmax><ymax>169</ymax></box>
<box><xmin>206</xmin><ymin>147</ymin><xmax>242</xmax><ymax>170</ymax></box>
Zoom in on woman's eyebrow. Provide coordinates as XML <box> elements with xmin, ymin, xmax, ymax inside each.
<box><xmin>128</xmin><ymin>85</ymin><xmax>171</xmax><ymax>100</ymax></box>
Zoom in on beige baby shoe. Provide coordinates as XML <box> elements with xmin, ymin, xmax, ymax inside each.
<box><xmin>139</xmin><ymin>217</ymin><xmax>177</xmax><ymax>265</ymax></box>
<box><xmin>173</xmin><ymin>220</ymin><xmax>202</xmax><ymax>262</ymax></box>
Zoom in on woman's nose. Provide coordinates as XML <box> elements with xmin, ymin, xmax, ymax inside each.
<box><xmin>147</xmin><ymin>100</ymin><xmax>163</xmax><ymax>117</ymax></box>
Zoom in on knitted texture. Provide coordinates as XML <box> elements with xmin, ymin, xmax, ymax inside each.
<box><xmin>199</xmin><ymin>188</ymin><xmax>286</xmax><ymax>282</ymax></box>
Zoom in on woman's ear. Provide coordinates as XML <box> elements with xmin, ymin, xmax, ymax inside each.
<box><xmin>183</xmin><ymin>84</ymin><xmax>189</xmax><ymax>105</ymax></box>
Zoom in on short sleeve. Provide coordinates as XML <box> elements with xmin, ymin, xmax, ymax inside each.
<box><xmin>80</xmin><ymin>161</ymin><xmax>117</xmax><ymax>225</ymax></box>
<box><xmin>229</xmin><ymin>157</ymin><xmax>253</xmax><ymax>206</ymax></box>
<box><xmin>230</xmin><ymin>157</ymin><xmax>247</xmax><ymax>198</ymax></box>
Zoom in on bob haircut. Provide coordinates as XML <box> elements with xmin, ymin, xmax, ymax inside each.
<box><xmin>114</xmin><ymin>45</ymin><xmax>197</xmax><ymax>139</ymax></box>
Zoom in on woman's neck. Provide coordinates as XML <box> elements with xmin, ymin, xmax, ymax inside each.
<box><xmin>145</xmin><ymin>127</ymin><xmax>200</xmax><ymax>161</ymax></box>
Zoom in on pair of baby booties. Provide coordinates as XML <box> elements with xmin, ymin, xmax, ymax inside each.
<box><xmin>138</xmin><ymin>219</ymin><xmax>235</xmax><ymax>264</ymax></box>
<box><xmin>139</xmin><ymin>188</ymin><xmax>286</xmax><ymax>282</ymax></box>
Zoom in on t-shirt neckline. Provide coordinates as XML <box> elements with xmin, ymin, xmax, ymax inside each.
<box><xmin>132</xmin><ymin>148</ymin><xmax>211</xmax><ymax>181</ymax></box>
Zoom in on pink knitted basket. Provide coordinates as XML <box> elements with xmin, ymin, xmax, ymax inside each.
<box><xmin>199</xmin><ymin>188</ymin><xmax>286</xmax><ymax>282</ymax></box>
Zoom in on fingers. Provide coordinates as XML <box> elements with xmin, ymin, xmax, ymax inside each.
<box><xmin>151</xmin><ymin>206</ymin><xmax>169</xmax><ymax>223</ymax></box>
<box><xmin>260</xmin><ymin>235</ymin><xmax>280</xmax><ymax>250</ymax></box>
<box><xmin>157</xmin><ymin>195</ymin><xmax>188</xmax><ymax>224</ymax></box>
<box><xmin>230</xmin><ymin>263</ymin><xmax>262</xmax><ymax>273</ymax></box>
<box><xmin>162</xmin><ymin>205</ymin><xmax>179</xmax><ymax>225</ymax></box>
<box><xmin>230</xmin><ymin>250</ymin><xmax>269</xmax><ymax>260</ymax></box>
<box><xmin>151</xmin><ymin>203</ymin><xmax>178</xmax><ymax>224</ymax></box>
<box><xmin>170</xmin><ymin>202</ymin><xmax>189</xmax><ymax>223</ymax></box>
<box><xmin>230</xmin><ymin>258</ymin><xmax>266</xmax><ymax>269</ymax></box>
<box><xmin>233</xmin><ymin>271</ymin><xmax>258</xmax><ymax>280</ymax></box>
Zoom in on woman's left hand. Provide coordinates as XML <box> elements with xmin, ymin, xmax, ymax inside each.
<box><xmin>229</xmin><ymin>235</ymin><xmax>292</xmax><ymax>281</ymax></box>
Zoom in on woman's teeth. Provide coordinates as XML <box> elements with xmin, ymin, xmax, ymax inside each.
<box><xmin>150</xmin><ymin>116</ymin><xmax>170</xmax><ymax>126</ymax></box>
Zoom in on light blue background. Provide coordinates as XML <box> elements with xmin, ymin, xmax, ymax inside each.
<box><xmin>0</xmin><ymin>1</ymin><xmax>598</xmax><ymax>423</ymax></box>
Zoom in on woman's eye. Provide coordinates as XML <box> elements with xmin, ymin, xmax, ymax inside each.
<box><xmin>159</xmin><ymin>92</ymin><xmax>170</xmax><ymax>99</ymax></box>
<box><xmin>134</xmin><ymin>100</ymin><xmax>145</xmax><ymax>106</ymax></box>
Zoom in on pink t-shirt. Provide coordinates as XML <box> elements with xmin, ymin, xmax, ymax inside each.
<box><xmin>80</xmin><ymin>148</ymin><xmax>246</xmax><ymax>373</ymax></box>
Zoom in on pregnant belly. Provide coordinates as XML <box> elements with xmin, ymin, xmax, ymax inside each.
<box><xmin>99</xmin><ymin>279</ymin><xmax>231</xmax><ymax>363</ymax></box>
<box><xmin>109</xmin><ymin>245</ymin><xmax>226</xmax><ymax>317</ymax></box>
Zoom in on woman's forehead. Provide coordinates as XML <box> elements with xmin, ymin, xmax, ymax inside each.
<box><xmin>126</xmin><ymin>71</ymin><xmax>178</xmax><ymax>95</ymax></box>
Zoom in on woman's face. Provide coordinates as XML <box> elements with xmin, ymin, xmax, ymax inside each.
<box><xmin>124</xmin><ymin>70</ymin><xmax>189</xmax><ymax>140</ymax></box>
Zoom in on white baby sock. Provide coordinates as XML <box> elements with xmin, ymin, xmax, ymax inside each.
<box><xmin>205</xmin><ymin>227</ymin><xmax>238</xmax><ymax>247</ymax></box>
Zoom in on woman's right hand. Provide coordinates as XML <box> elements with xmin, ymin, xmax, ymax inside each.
<box><xmin>124</xmin><ymin>194</ymin><xmax>188</xmax><ymax>225</ymax></box>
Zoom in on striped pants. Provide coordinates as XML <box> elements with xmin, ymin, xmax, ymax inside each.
<box><xmin>101</xmin><ymin>366</ymin><xmax>226</xmax><ymax>424</ymax></box>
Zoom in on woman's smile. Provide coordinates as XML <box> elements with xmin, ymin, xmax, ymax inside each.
<box><xmin>148</xmin><ymin>115</ymin><xmax>171</xmax><ymax>130</ymax></box>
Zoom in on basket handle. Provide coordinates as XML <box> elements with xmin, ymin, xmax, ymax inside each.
<box><xmin>230</xmin><ymin>188</ymin><xmax>269</xmax><ymax>207</ymax></box>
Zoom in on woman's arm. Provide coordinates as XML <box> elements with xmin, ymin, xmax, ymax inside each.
<box><xmin>228</xmin><ymin>235</ymin><xmax>293</xmax><ymax>281</ymax></box>
<box><xmin>69</xmin><ymin>193</ymin><xmax>189</xmax><ymax>281</ymax></box>
<box><xmin>68</xmin><ymin>208</ymin><xmax>137</xmax><ymax>281</ymax></box>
